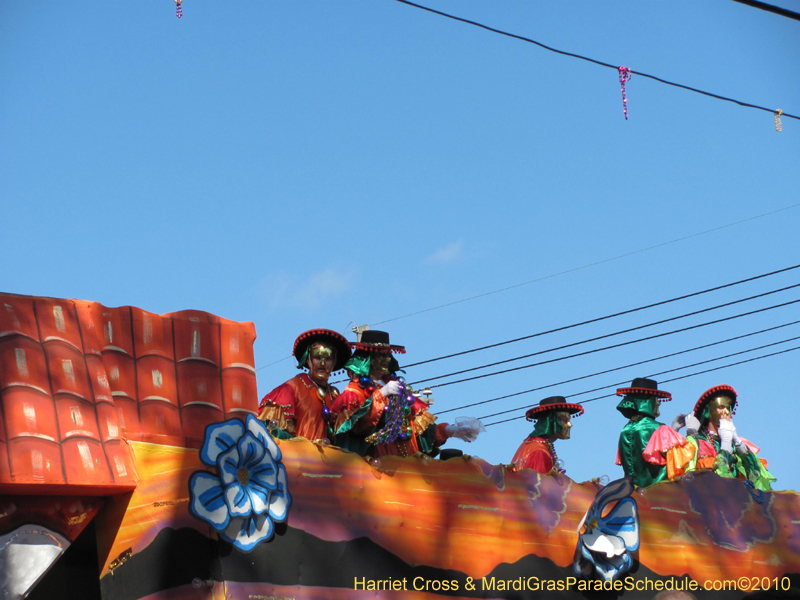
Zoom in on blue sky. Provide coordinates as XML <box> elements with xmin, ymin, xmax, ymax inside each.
<box><xmin>2</xmin><ymin>1</ymin><xmax>799</xmax><ymax>490</ymax></box>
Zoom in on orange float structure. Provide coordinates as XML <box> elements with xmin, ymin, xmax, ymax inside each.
<box><xmin>1</xmin><ymin>293</ymin><xmax>799</xmax><ymax>600</ymax></box>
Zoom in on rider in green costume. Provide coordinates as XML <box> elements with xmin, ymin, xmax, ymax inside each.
<box><xmin>681</xmin><ymin>384</ymin><xmax>775</xmax><ymax>491</ymax></box>
<box><xmin>616</xmin><ymin>378</ymin><xmax>689</xmax><ymax>488</ymax></box>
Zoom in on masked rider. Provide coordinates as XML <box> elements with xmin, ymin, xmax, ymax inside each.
<box><xmin>330</xmin><ymin>330</ymin><xmax>482</xmax><ymax>458</ymax></box>
<box><xmin>510</xmin><ymin>396</ymin><xmax>583</xmax><ymax>474</ymax></box>
<box><xmin>258</xmin><ymin>329</ymin><xmax>351</xmax><ymax>444</ymax></box>
<box><xmin>680</xmin><ymin>384</ymin><xmax>775</xmax><ymax>490</ymax></box>
<box><xmin>616</xmin><ymin>378</ymin><xmax>694</xmax><ymax>488</ymax></box>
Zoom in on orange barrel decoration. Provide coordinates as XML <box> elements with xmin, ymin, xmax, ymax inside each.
<box><xmin>0</xmin><ymin>295</ymin><xmax>39</xmax><ymax>341</ymax></box>
<box><xmin>35</xmin><ymin>298</ymin><xmax>84</xmax><ymax>353</ymax></box>
<box><xmin>0</xmin><ymin>334</ymin><xmax>65</xmax><ymax>485</ymax></box>
<box><xmin>177</xmin><ymin>360</ymin><xmax>223</xmax><ymax>445</ymax></box>
<box><xmin>131</xmin><ymin>307</ymin><xmax>174</xmax><ymax>360</ymax></box>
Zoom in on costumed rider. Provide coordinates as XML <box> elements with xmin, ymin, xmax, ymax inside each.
<box><xmin>616</xmin><ymin>378</ymin><xmax>694</xmax><ymax>488</ymax></box>
<box><xmin>329</xmin><ymin>330</ymin><xmax>484</xmax><ymax>458</ymax></box>
<box><xmin>679</xmin><ymin>384</ymin><xmax>774</xmax><ymax>490</ymax></box>
<box><xmin>510</xmin><ymin>396</ymin><xmax>583</xmax><ymax>475</ymax></box>
<box><xmin>257</xmin><ymin>329</ymin><xmax>352</xmax><ymax>444</ymax></box>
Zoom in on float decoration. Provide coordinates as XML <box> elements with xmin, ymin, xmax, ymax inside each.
<box><xmin>189</xmin><ymin>414</ymin><xmax>291</xmax><ymax>553</ymax></box>
<box><xmin>574</xmin><ymin>476</ymin><xmax>640</xmax><ymax>582</ymax></box>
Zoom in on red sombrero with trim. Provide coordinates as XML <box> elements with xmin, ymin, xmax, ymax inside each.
<box><xmin>293</xmin><ymin>329</ymin><xmax>352</xmax><ymax>371</ymax></box>
<box><xmin>616</xmin><ymin>377</ymin><xmax>672</xmax><ymax>401</ymax></box>
<box><xmin>693</xmin><ymin>384</ymin><xmax>738</xmax><ymax>419</ymax></box>
<box><xmin>525</xmin><ymin>396</ymin><xmax>585</xmax><ymax>421</ymax></box>
<box><xmin>350</xmin><ymin>329</ymin><xmax>406</xmax><ymax>355</ymax></box>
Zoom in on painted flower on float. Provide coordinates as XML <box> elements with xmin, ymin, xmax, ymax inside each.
<box><xmin>573</xmin><ymin>476</ymin><xmax>639</xmax><ymax>582</ymax></box>
<box><xmin>189</xmin><ymin>415</ymin><xmax>290</xmax><ymax>553</ymax></box>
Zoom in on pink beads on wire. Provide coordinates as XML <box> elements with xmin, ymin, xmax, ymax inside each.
<box><xmin>176</xmin><ymin>0</ymin><xmax>182</xmax><ymax>18</ymax></box>
<box><xmin>618</xmin><ymin>66</ymin><xmax>632</xmax><ymax>120</ymax></box>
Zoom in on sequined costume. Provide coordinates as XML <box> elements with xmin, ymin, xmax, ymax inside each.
<box><xmin>510</xmin><ymin>396</ymin><xmax>583</xmax><ymax>475</ymax></box>
<box><xmin>615</xmin><ymin>378</ymin><xmax>693</xmax><ymax>488</ymax></box>
<box><xmin>258</xmin><ymin>373</ymin><xmax>339</xmax><ymax>443</ymax></box>
<box><xmin>684</xmin><ymin>385</ymin><xmax>775</xmax><ymax>491</ymax></box>
<box><xmin>257</xmin><ymin>328</ymin><xmax>351</xmax><ymax>444</ymax></box>
<box><xmin>332</xmin><ymin>377</ymin><xmax>448</xmax><ymax>458</ymax></box>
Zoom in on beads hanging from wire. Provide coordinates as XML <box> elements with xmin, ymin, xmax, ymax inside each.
<box><xmin>618</xmin><ymin>66</ymin><xmax>632</xmax><ymax>120</ymax></box>
<box><xmin>176</xmin><ymin>0</ymin><xmax>183</xmax><ymax>18</ymax></box>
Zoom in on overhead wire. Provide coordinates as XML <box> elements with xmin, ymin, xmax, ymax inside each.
<box><xmin>730</xmin><ymin>0</ymin><xmax>800</xmax><ymax>21</ymax></box>
<box><xmin>393</xmin><ymin>0</ymin><xmax>799</xmax><ymax>120</ymax></box>
<box><xmin>434</xmin><ymin>317</ymin><xmax>800</xmax><ymax>415</ymax></box>
<box><xmin>410</xmin><ymin>283</ymin><xmax>800</xmax><ymax>386</ymax></box>
<box><xmin>476</xmin><ymin>332</ymin><xmax>800</xmax><ymax>421</ymax></box>
<box><xmin>414</xmin><ymin>296</ymin><xmax>800</xmax><ymax>389</ymax></box>
<box><xmin>483</xmin><ymin>344</ymin><xmax>800</xmax><ymax>427</ymax></box>
<box><xmin>403</xmin><ymin>262</ymin><xmax>800</xmax><ymax>369</ymax></box>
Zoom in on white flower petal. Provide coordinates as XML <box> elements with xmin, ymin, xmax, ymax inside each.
<box><xmin>247</xmin><ymin>414</ymin><xmax>282</xmax><ymax>461</ymax></box>
<box><xmin>220</xmin><ymin>514</ymin><xmax>274</xmax><ymax>553</ymax></box>
<box><xmin>218</xmin><ymin>445</ymin><xmax>242</xmax><ymax>486</ymax></box>
<box><xmin>225</xmin><ymin>482</ymin><xmax>252</xmax><ymax>517</ymax></box>
<box><xmin>237</xmin><ymin>432</ymin><xmax>266</xmax><ymax>469</ymax></box>
<box><xmin>189</xmin><ymin>472</ymin><xmax>229</xmax><ymax>530</ymax></box>
<box><xmin>200</xmin><ymin>419</ymin><xmax>245</xmax><ymax>467</ymax></box>
<box><xmin>268</xmin><ymin>464</ymin><xmax>291</xmax><ymax>523</ymax></box>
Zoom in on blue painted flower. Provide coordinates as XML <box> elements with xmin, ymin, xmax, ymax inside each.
<box><xmin>189</xmin><ymin>414</ymin><xmax>291</xmax><ymax>553</ymax></box>
<box><xmin>573</xmin><ymin>477</ymin><xmax>639</xmax><ymax>582</ymax></box>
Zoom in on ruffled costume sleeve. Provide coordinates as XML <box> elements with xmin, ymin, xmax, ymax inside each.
<box><xmin>410</xmin><ymin>402</ymin><xmax>449</xmax><ymax>455</ymax></box>
<box><xmin>257</xmin><ymin>379</ymin><xmax>297</xmax><ymax>440</ymax></box>
<box><xmin>642</xmin><ymin>424</ymin><xmax>695</xmax><ymax>480</ymax></box>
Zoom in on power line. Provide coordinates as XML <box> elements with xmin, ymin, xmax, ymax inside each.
<box><xmin>483</xmin><ymin>344</ymin><xmax>800</xmax><ymax>427</ymax></box>
<box><xmin>476</xmin><ymin>332</ymin><xmax>800</xmax><ymax>421</ymax></box>
<box><xmin>404</xmin><ymin>263</ymin><xmax>800</xmax><ymax>369</ymax></box>
<box><xmin>417</xmin><ymin>296</ymin><xmax>800</xmax><ymax>389</ymax></box>
<box><xmin>393</xmin><ymin>0</ymin><xmax>799</xmax><ymax>120</ymax></box>
<box><xmin>372</xmin><ymin>204</ymin><xmax>800</xmax><ymax>327</ymax></box>
<box><xmin>410</xmin><ymin>283</ymin><xmax>800</xmax><ymax>386</ymax></box>
<box><xmin>435</xmin><ymin>318</ymin><xmax>800</xmax><ymax>416</ymax></box>
<box><xmin>730</xmin><ymin>0</ymin><xmax>800</xmax><ymax>21</ymax></box>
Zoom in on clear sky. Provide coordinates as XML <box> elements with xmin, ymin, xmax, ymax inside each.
<box><xmin>2</xmin><ymin>1</ymin><xmax>799</xmax><ymax>490</ymax></box>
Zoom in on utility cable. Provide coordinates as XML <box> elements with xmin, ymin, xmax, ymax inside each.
<box><xmin>373</xmin><ymin>203</ymin><xmax>800</xmax><ymax>327</ymax></box>
<box><xmin>434</xmin><ymin>317</ymin><xmax>800</xmax><ymax>415</ymax></box>
<box><xmin>403</xmin><ymin>262</ymin><xmax>800</xmax><ymax>369</ymax></box>
<box><xmin>394</xmin><ymin>0</ymin><xmax>799</xmax><ymax>120</ymax></box>
<box><xmin>410</xmin><ymin>283</ymin><xmax>800</xmax><ymax>386</ymax></box>
<box><xmin>730</xmin><ymin>0</ymin><xmax>800</xmax><ymax>21</ymax></box>
<box><xmin>483</xmin><ymin>344</ymin><xmax>800</xmax><ymax>427</ymax></box>
<box><xmin>416</xmin><ymin>296</ymin><xmax>800</xmax><ymax>389</ymax></box>
<box><xmin>477</xmin><ymin>333</ymin><xmax>800</xmax><ymax>421</ymax></box>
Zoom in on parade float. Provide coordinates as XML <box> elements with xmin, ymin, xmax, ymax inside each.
<box><xmin>1</xmin><ymin>293</ymin><xmax>799</xmax><ymax>600</ymax></box>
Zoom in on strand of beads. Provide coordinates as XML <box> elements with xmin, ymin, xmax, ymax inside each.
<box><xmin>369</xmin><ymin>377</ymin><xmax>415</xmax><ymax>445</ymax></box>
<box><xmin>176</xmin><ymin>0</ymin><xmax>183</xmax><ymax>18</ymax></box>
<box><xmin>548</xmin><ymin>441</ymin><xmax>566</xmax><ymax>474</ymax></box>
<box><xmin>618</xmin><ymin>66</ymin><xmax>632</xmax><ymax>120</ymax></box>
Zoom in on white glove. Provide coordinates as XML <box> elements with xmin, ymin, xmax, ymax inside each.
<box><xmin>732</xmin><ymin>429</ymin><xmax>749</xmax><ymax>455</ymax></box>
<box><xmin>379</xmin><ymin>380</ymin><xmax>401</xmax><ymax>398</ymax></box>
<box><xmin>671</xmin><ymin>414</ymin><xmax>686</xmax><ymax>432</ymax></box>
<box><xmin>684</xmin><ymin>414</ymin><xmax>701</xmax><ymax>437</ymax></box>
<box><xmin>445</xmin><ymin>417</ymin><xmax>485</xmax><ymax>443</ymax></box>
<box><xmin>718</xmin><ymin>419</ymin><xmax>736</xmax><ymax>454</ymax></box>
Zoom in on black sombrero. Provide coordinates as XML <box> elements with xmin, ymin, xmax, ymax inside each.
<box><xmin>293</xmin><ymin>329</ymin><xmax>352</xmax><ymax>371</ymax></box>
<box><xmin>350</xmin><ymin>330</ymin><xmax>406</xmax><ymax>355</ymax></box>
<box><xmin>616</xmin><ymin>377</ymin><xmax>672</xmax><ymax>401</ymax></box>
<box><xmin>525</xmin><ymin>396</ymin><xmax>585</xmax><ymax>422</ymax></box>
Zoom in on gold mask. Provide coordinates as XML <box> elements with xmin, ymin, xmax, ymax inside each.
<box><xmin>556</xmin><ymin>411</ymin><xmax>572</xmax><ymax>440</ymax></box>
